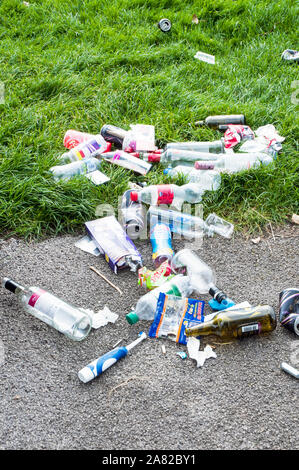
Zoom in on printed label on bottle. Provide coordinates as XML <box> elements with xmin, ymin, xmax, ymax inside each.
<box><xmin>28</xmin><ymin>289</ymin><xmax>46</xmax><ymax>308</ymax></box>
<box><xmin>112</xmin><ymin>152</ymin><xmax>121</xmax><ymax>161</ymax></box>
<box><xmin>75</xmin><ymin>139</ymin><xmax>102</xmax><ymax>160</ymax></box>
<box><xmin>196</xmin><ymin>162</ymin><xmax>215</xmax><ymax>170</ymax></box>
<box><xmin>157</xmin><ymin>185</ymin><xmax>174</xmax><ymax>204</ymax></box>
<box><xmin>240</xmin><ymin>323</ymin><xmax>260</xmax><ymax>336</ymax></box>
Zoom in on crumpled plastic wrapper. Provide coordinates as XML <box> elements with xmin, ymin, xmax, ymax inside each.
<box><xmin>83</xmin><ymin>306</ymin><xmax>119</xmax><ymax>329</ymax></box>
<box><xmin>224</xmin><ymin>125</ymin><xmax>255</xmax><ymax>149</ymax></box>
<box><xmin>186</xmin><ymin>337</ymin><xmax>217</xmax><ymax>368</ymax></box>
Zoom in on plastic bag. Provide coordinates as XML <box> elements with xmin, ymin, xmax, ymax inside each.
<box><xmin>149</xmin><ymin>293</ymin><xmax>205</xmax><ymax>344</ymax></box>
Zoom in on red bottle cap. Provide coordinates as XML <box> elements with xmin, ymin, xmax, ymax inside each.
<box><xmin>130</xmin><ymin>191</ymin><xmax>139</xmax><ymax>202</ymax></box>
<box><xmin>102</xmin><ymin>142</ymin><xmax>112</xmax><ymax>153</ymax></box>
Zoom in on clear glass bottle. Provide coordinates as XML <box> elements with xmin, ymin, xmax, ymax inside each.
<box><xmin>2</xmin><ymin>278</ymin><xmax>92</xmax><ymax>341</ymax></box>
<box><xmin>171</xmin><ymin>249</ymin><xmax>229</xmax><ymax>305</ymax></box>
<box><xmin>130</xmin><ymin>183</ymin><xmax>204</xmax><ymax>210</ymax></box>
<box><xmin>165</xmin><ymin>140</ymin><xmax>225</xmax><ymax>153</ymax></box>
<box><xmin>163</xmin><ymin>166</ymin><xmax>221</xmax><ymax>191</ymax></box>
<box><xmin>194</xmin><ymin>152</ymin><xmax>273</xmax><ymax>173</ymax></box>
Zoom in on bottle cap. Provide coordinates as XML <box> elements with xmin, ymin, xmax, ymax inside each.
<box><xmin>163</xmin><ymin>168</ymin><xmax>170</xmax><ymax>174</ymax></box>
<box><xmin>195</xmin><ymin>120</ymin><xmax>204</xmax><ymax>126</ymax></box>
<box><xmin>130</xmin><ymin>191</ymin><xmax>139</xmax><ymax>202</ymax></box>
<box><xmin>126</xmin><ymin>312</ymin><xmax>140</xmax><ymax>325</ymax></box>
<box><xmin>158</xmin><ymin>18</ymin><xmax>172</xmax><ymax>32</ymax></box>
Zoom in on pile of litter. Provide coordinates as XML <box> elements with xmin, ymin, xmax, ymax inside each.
<box><xmin>2</xmin><ymin>114</ymin><xmax>298</xmax><ymax>383</ymax></box>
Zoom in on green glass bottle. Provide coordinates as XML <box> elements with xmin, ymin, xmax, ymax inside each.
<box><xmin>185</xmin><ymin>305</ymin><xmax>277</xmax><ymax>340</ymax></box>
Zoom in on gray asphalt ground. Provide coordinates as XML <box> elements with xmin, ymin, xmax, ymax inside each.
<box><xmin>0</xmin><ymin>226</ymin><xmax>298</xmax><ymax>450</ymax></box>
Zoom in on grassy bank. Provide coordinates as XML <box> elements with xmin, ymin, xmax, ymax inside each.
<box><xmin>0</xmin><ymin>0</ymin><xmax>298</xmax><ymax>238</ymax></box>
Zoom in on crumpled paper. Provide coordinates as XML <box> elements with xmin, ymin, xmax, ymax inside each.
<box><xmin>186</xmin><ymin>337</ymin><xmax>217</xmax><ymax>368</ymax></box>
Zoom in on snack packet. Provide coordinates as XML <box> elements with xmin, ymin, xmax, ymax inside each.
<box><xmin>138</xmin><ymin>261</ymin><xmax>174</xmax><ymax>290</ymax></box>
<box><xmin>149</xmin><ymin>293</ymin><xmax>205</xmax><ymax>344</ymax></box>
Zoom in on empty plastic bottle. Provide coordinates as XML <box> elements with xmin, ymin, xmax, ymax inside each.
<box><xmin>63</xmin><ymin>129</ymin><xmax>112</xmax><ymax>152</ymax></box>
<box><xmin>185</xmin><ymin>305</ymin><xmax>277</xmax><ymax>340</ymax></box>
<box><xmin>195</xmin><ymin>114</ymin><xmax>246</xmax><ymax>131</ymax></box>
<box><xmin>103</xmin><ymin>151</ymin><xmax>152</xmax><ymax>175</ymax></box>
<box><xmin>2</xmin><ymin>278</ymin><xmax>92</xmax><ymax>341</ymax></box>
<box><xmin>130</xmin><ymin>183</ymin><xmax>204</xmax><ymax>210</ymax></box>
<box><xmin>194</xmin><ymin>152</ymin><xmax>273</xmax><ymax>173</ymax></box>
<box><xmin>171</xmin><ymin>249</ymin><xmax>234</xmax><ymax>310</ymax></box>
<box><xmin>120</xmin><ymin>189</ymin><xmax>146</xmax><ymax>239</ymax></box>
<box><xmin>165</xmin><ymin>140</ymin><xmax>225</xmax><ymax>153</ymax></box>
<box><xmin>50</xmin><ymin>157</ymin><xmax>101</xmax><ymax>181</ymax></box>
<box><xmin>58</xmin><ymin>134</ymin><xmax>108</xmax><ymax>164</ymax></box>
<box><xmin>139</xmin><ymin>148</ymin><xmax>221</xmax><ymax>167</ymax></box>
<box><xmin>150</xmin><ymin>223</ymin><xmax>174</xmax><ymax>268</ymax></box>
<box><xmin>163</xmin><ymin>166</ymin><xmax>221</xmax><ymax>191</ymax></box>
<box><xmin>126</xmin><ymin>274</ymin><xmax>193</xmax><ymax>324</ymax></box>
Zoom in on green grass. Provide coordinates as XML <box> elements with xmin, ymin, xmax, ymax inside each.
<box><xmin>0</xmin><ymin>0</ymin><xmax>298</xmax><ymax>239</ymax></box>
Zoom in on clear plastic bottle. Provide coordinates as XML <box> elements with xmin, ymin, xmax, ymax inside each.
<box><xmin>165</xmin><ymin>140</ymin><xmax>225</xmax><ymax>153</ymax></box>
<box><xmin>2</xmin><ymin>278</ymin><xmax>92</xmax><ymax>341</ymax></box>
<box><xmin>163</xmin><ymin>166</ymin><xmax>221</xmax><ymax>191</ymax></box>
<box><xmin>150</xmin><ymin>222</ymin><xmax>174</xmax><ymax>268</ymax></box>
<box><xmin>102</xmin><ymin>151</ymin><xmax>152</xmax><ymax>175</ymax></box>
<box><xmin>194</xmin><ymin>152</ymin><xmax>273</xmax><ymax>173</ymax></box>
<box><xmin>171</xmin><ymin>249</ymin><xmax>230</xmax><ymax>307</ymax></box>
<box><xmin>58</xmin><ymin>134</ymin><xmax>108</xmax><ymax>164</ymax></box>
<box><xmin>63</xmin><ymin>130</ymin><xmax>112</xmax><ymax>152</ymax></box>
<box><xmin>120</xmin><ymin>189</ymin><xmax>146</xmax><ymax>239</ymax></box>
<box><xmin>139</xmin><ymin>148</ymin><xmax>220</xmax><ymax>167</ymax></box>
<box><xmin>50</xmin><ymin>157</ymin><xmax>101</xmax><ymax>181</ymax></box>
<box><xmin>126</xmin><ymin>274</ymin><xmax>193</xmax><ymax>324</ymax></box>
<box><xmin>130</xmin><ymin>183</ymin><xmax>204</xmax><ymax>209</ymax></box>
<box><xmin>195</xmin><ymin>114</ymin><xmax>246</xmax><ymax>131</ymax></box>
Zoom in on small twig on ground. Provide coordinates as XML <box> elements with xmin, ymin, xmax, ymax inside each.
<box><xmin>108</xmin><ymin>375</ymin><xmax>150</xmax><ymax>403</ymax></box>
<box><xmin>89</xmin><ymin>266</ymin><xmax>123</xmax><ymax>295</ymax></box>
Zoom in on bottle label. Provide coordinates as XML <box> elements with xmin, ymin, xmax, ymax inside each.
<box><xmin>75</xmin><ymin>139</ymin><xmax>103</xmax><ymax>160</ymax></box>
<box><xmin>156</xmin><ymin>185</ymin><xmax>174</xmax><ymax>204</ymax></box>
<box><xmin>28</xmin><ymin>289</ymin><xmax>46</xmax><ymax>308</ymax></box>
<box><xmin>240</xmin><ymin>323</ymin><xmax>260</xmax><ymax>337</ymax></box>
<box><xmin>196</xmin><ymin>162</ymin><xmax>215</xmax><ymax>170</ymax></box>
<box><xmin>112</xmin><ymin>152</ymin><xmax>121</xmax><ymax>161</ymax></box>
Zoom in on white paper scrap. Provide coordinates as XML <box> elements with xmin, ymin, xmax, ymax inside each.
<box><xmin>194</xmin><ymin>51</ymin><xmax>215</xmax><ymax>65</ymax></box>
<box><xmin>89</xmin><ymin>306</ymin><xmax>119</xmax><ymax>329</ymax></box>
<box><xmin>75</xmin><ymin>235</ymin><xmax>100</xmax><ymax>256</ymax></box>
<box><xmin>187</xmin><ymin>337</ymin><xmax>217</xmax><ymax>368</ymax></box>
<box><xmin>85</xmin><ymin>170</ymin><xmax>110</xmax><ymax>185</ymax></box>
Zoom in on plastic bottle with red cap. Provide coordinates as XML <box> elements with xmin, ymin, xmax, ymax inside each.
<box><xmin>130</xmin><ymin>182</ymin><xmax>204</xmax><ymax>209</ymax></box>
